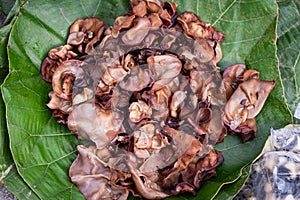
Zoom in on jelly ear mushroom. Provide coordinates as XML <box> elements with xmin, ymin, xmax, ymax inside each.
<box><xmin>225</xmin><ymin>78</ymin><xmax>276</xmax><ymax>130</ymax></box>
<box><xmin>222</xmin><ymin>64</ymin><xmax>246</xmax><ymax>98</ymax></box>
<box><xmin>122</xmin><ymin>17</ymin><xmax>151</xmax><ymax>46</ymax></box>
<box><xmin>40</xmin><ymin>45</ymin><xmax>77</xmax><ymax>83</ymax></box>
<box><xmin>159</xmin><ymin>1</ymin><xmax>178</xmax><ymax>28</ymax></box>
<box><xmin>40</xmin><ymin>57</ymin><xmax>57</xmax><ymax>83</ymax></box>
<box><xmin>130</xmin><ymin>0</ymin><xmax>147</xmax><ymax>17</ymax></box>
<box><xmin>47</xmin><ymin>91</ymin><xmax>72</xmax><ymax>114</ymax></box>
<box><xmin>67</xmin><ymin>103</ymin><xmax>124</xmax><ymax>149</ymax></box>
<box><xmin>145</xmin><ymin>0</ymin><xmax>164</xmax><ymax>13</ymax></box>
<box><xmin>236</xmin><ymin>118</ymin><xmax>257</xmax><ymax>143</ymax></box>
<box><xmin>127</xmin><ymin>161</ymin><xmax>170</xmax><ymax>199</ymax></box>
<box><xmin>147</xmin><ymin>54</ymin><xmax>182</xmax><ymax>91</ymax></box>
<box><xmin>67</xmin><ymin>17</ymin><xmax>105</xmax><ymax>54</ymax></box>
<box><xmin>69</xmin><ymin>145</ymin><xmax>129</xmax><ymax>200</ymax></box>
<box><xmin>112</xmin><ymin>15</ymin><xmax>135</xmax><ymax>37</ymax></box>
<box><xmin>52</xmin><ymin>60</ymin><xmax>82</xmax><ymax>100</ymax></box>
<box><xmin>177</xmin><ymin>12</ymin><xmax>224</xmax><ymax>42</ymax></box>
<box><xmin>147</xmin><ymin>13</ymin><xmax>163</xmax><ymax>28</ymax></box>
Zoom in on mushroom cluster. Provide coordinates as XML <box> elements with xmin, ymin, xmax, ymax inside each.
<box><xmin>40</xmin><ymin>0</ymin><xmax>275</xmax><ymax>199</ymax></box>
<box><xmin>222</xmin><ymin>64</ymin><xmax>275</xmax><ymax>142</ymax></box>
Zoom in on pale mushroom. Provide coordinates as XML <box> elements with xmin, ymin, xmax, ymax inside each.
<box><xmin>67</xmin><ymin>17</ymin><xmax>106</xmax><ymax>54</ymax></box>
<box><xmin>51</xmin><ymin>60</ymin><xmax>83</xmax><ymax>100</ymax></box>
<box><xmin>225</xmin><ymin>78</ymin><xmax>276</xmax><ymax>130</ymax></box>
<box><xmin>122</xmin><ymin>17</ymin><xmax>151</xmax><ymax>46</ymax></box>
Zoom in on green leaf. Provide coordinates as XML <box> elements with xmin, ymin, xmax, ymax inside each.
<box><xmin>1</xmin><ymin>165</ymin><xmax>39</xmax><ymax>199</ymax></box>
<box><xmin>0</xmin><ymin>91</ymin><xmax>11</xmax><ymax>176</ymax></box>
<box><xmin>1</xmin><ymin>0</ymin><xmax>292</xmax><ymax>199</ymax></box>
<box><xmin>1</xmin><ymin>1</ymin><xmax>41</xmax><ymax>199</ymax></box>
<box><xmin>0</xmin><ymin>0</ymin><xmax>20</xmax><ymax>178</ymax></box>
<box><xmin>213</xmin><ymin>164</ymin><xmax>251</xmax><ymax>200</ymax></box>
<box><xmin>0</xmin><ymin>0</ymin><xmax>15</xmax><ymax>16</ymax></box>
<box><xmin>277</xmin><ymin>0</ymin><xmax>300</xmax><ymax>116</ymax></box>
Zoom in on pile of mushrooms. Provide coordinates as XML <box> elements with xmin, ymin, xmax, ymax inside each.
<box><xmin>40</xmin><ymin>0</ymin><xmax>276</xmax><ymax>199</ymax></box>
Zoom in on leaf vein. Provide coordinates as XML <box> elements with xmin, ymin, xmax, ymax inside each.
<box><xmin>212</xmin><ymin>0</ymin><xmax>238</xmax><ymax>26</ymax></box>
<box><xmin>59</xmin><ymin>8</ymin><xmax>71</xmax><ymax>25</ymax></box>
<box><xmin>79</xmin><ymin>0</ymin><xmax>88</xmax><ymax>17</ymax></box>
<box><xmin>93</xmin><ymin>0</ymin><xmax>102</xmax><ymax>17</ymax></box>
<box><xmin>293</xmin><ymin>52</ymin><xmax>300</xmax><ymax>94</ymax></box>
<box><xmin>278</xmin><ymin>22</ymin><xmax>300</xmax><ymax>38</ymax></box>
<box><xmin>222</xmin><ymin>35</ymin><xmax>264</xmax><ymax>45</ymax></box>
<box><xmin>21</xmin><ymin>150</ymin><xmax>77</xmax><ymax>169</ymax></box>
<box><xmin>220</xmin><ymin>14</ymin><xmax>272</xmax><ymax>23</ymax></box>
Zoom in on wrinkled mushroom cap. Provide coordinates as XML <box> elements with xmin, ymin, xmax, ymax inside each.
<box><xmin>225</xmin><ymin>78</ymin><xmax>276</xmax><ymax>130</ymax></box>
<box><xmin>222</xmin><ymin>63</ymin><xmax>246</xmax><ymax>98</ymax></box>
<box><xmin>52</xmin><ymin>60</ymin><xmax>83</xmax><ymax>100</ymax></box>
<box><xmin>122</xmin><ymin>17</ymin><xmax>151</xmax><ymax>45</ymax></box>
<box><xmin>67</xmin><ymin>17</ymin><xmax>106</xmax><ymax>54</ymax></box>
<box><xmin>40</xmin><ymin>45</ymin><xmax>77</xmax><ymax>83</ymax></box>
<box><xmin>69</xmin><ymin>145</ymin><xmax>129</xmax><ymax>200</ymax></box>
<box><xmin>177</xmin><ymin>12</ymin><xmax>224</xmax><ymax>42</ymax></box>
<box><xmin>68</xmin><ymin>103</ymin><xmax>124</xmax><ymax>148</ymax></box>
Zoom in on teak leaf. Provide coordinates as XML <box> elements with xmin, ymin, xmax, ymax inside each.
<box><xmin>1</xmin><ymin>0</ymin><xmax>292</xmax><ymax>199</ymax></box>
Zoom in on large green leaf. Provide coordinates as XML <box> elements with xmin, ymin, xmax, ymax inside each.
<box><xmin>1</xmin><ymin>1</ymin><xmax>41</xmax><ymax>199</ymax></box>
<box><xmin>0</xmin><ymin>0</ymin><xmax>15</xmax><ymax>16</ymax></box>
<box><xmin>277</xmin><ymin>0</ymin><xmax>300</xmax><ymax>116</ymax></box>
<box><xmin>1</xmin><ymin>166</ymin><xmax>39</xmax><ymax>199</ymax></box>
<box><xmin>0</xmin><ymin>0</ymin><xmax>19</xmax><ymax>177</ymax></box>
<box><xmin>213</xmin><ymin>164</ymin><xmax>251</xmax><ymax>200</ymax></box>
<box><xmin>1</xmin><ymin>0</ymin><xmax>292</xmax><ymax>199</ymax></box>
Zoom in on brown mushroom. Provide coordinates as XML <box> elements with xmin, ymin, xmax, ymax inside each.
<box><xmin>144</xmin><ymin>0</ymin><xmax>164</xmax><ymax>13</ymax></box>
<box><xmin>225</xmin><ymin>78</ymin><xmax>276</xmax><ymax>130</ymax></box>
<box><xmin>40</xmin><ymin>57</ymin><xmax>58</xmax><ymax>83</ymax></box>
<box><xmin>242</xmin><ymin>69</ymin><xmax>259</xmax><ymax>81</ymax></box>
<box><xmin>68</xmin><ymin>103</ymin><xmax>124</xmax><ymax>148</ymax></box>
<box><xmin>67</xmin><ymin>17</ymin><xmax>105</xmax><ymax>54</ymax></box>
<box><xmin>147</xmin><ymin>13</ymin><xmax>163</xmax><ymax>28</ymax></box>
<box><xmin>212</xmin><ymin>42</ymin><xmax>222</xmax><ymax>64</ymax></box>
<box><xmin>112</xmin><ymin>15</ymin><xmax>136</xmax><ymax>37</ymax></box>
<box><xmin>122</xmin><ymin>54</ymin><xmax>136</xmax><ymax>72</ymax></box>
<box><xmin>235</xmin><ymin>118</ymin><xmax>257</xmax><ymax>143</ymax></box>
<box><xmin>193</xmin><ymin>39</ymin><xmax>215</xmax><ymax>63</ymax></box>
<box><xmin>177</xmin><ymin>12</ymin><xmax>224</xmax><ymax>42</ymax></box>
<box><xmin>52</xmin><ymin>109</ymin><xmax>69</xmax><ymax>124</ymax></box>
<box><xmin>69</xmin><ymin>145</ymin><xmax>129</xmax><ymax>200</ymax></box>
<box><xmin>163</xmin><ymin>2</ymin><xmax>177</xmax><ymax>18</ymax></box>
<box><xmin>51</xmin><ymin>60</ymin><xmax>83</xmax><ymax>100</ymax></box>
<box><xmin>131</xmin><ymin>0</ymin><xmax>147</xmax><ymax>17</ymax></box>
<box><xmin>47</xmin><ymin>91</ymin><xmax>72</xmax><ymax>113</ymax></box>
<box><xmin>122</xmin><ymin>17</ymin><xmax>151</xmax><ymax>46</ymax></box>
<box><xmin>102</xmin><ymin>67</ymin><xmax>128</xmax><ymax>86</ymax></box>
<box><xmin>147</xmin><ymin>54</ymin><xmax>182</xmax><ymax>91</ymax></box>
<box><xmin>129</xmin><ymin>100</ymin><xmax>152</xmax><ymax>123</ymax></box>
<box><xmin>190</xmin><ymin>70</ymin><xmax>216</xmax><ymax>101</ymax></box>
<box><xmin>222</xmin><ymin>63</ymin><xmax>246</xmax><ymax>98</ymax></box>
<box><xmin>119</xmin><ymin>67</ymin><xmax>151</xmax><ymax>91</ymax></box>
<box><xmin>40</xmin><ymin>45</ymin><xmax>77</xmax><ymax>83</ymax></box>
<box><xmin>160</xmin><ymin>9</ymin><xmax>172</xmax><ymax>28</ymax></box>
<box><xmin>127</xmin><ymin>161</ymin><xmax>171</xmax><ymax>199</ymax></box>
<box><xmin>170</xmin><ymin>90</ymin><xmax>187</xmax><ymax>118</ymax></box>
<box><xmin>160</xmin><ymin>34</ymin><xmax>177</xmax><ymax>50</ymax></box>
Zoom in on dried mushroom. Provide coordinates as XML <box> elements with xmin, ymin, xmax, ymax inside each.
<box><xmin>177</xmin><ymin>12</ymin><xmax>224</xmax><ymax>42</ymax></box>
<box><xmin>223</xmin><ymin>65</ymin><xmax>275</xmax><ymax>142</ymax></box>
<box><xmin>40</xmin><ymin>45</ymin><xmax>77</xmax><ymax>83</ymax></box>
<box><xmin>67</xmin><ymin>17</ymin><xmax>105</xmax><ymax>54</ymax></box>
<box><xmin>69</xmin><ymin>145</ymin><xmax>130</xmax><ymax>200</ymax></box>
<box><xmin>68</xmin><ymin>103</ymin><xmax>124</xmax><ymax>149</ymax></box>
<box><xmin>41</xmin><ymin>0</ymin><xmax>276</xmax><ymax>199</ymax></box>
